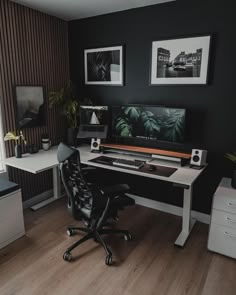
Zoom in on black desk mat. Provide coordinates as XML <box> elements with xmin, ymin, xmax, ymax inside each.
<box><xmin>89</xmin><ymin>156</ymin><xmax>177</xmax><ymax>177</ymax></box>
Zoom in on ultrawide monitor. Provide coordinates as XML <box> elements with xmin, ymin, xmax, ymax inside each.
<box><xmin>112</xmin><ymin>105</ymin><xmax>186</xmax><ymax>143</ymax></box>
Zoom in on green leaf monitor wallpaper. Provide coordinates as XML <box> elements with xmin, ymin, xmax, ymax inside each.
<box><xmin>112</xmin><ymin>106</ymin><xmax>185</xmax><ymax>143</ymax></box>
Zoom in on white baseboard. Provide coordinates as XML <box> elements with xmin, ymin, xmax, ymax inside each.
<box><xmin>23</xmin><ymin>189</ymin><xmax>53</xmax><ymax>209</ymax></box>
<box><xmin>127</xmin><ymin>194</ymin><xmax>210</xmax><ymax>224</ymax></box>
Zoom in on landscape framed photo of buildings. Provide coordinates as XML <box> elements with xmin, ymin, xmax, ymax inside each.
<box><xmin>150</xmin><ymin>35</ymin><xmax>211</xmax><ymax>85</ymax></box>
<box><xmin>84</xmin><ymin>45</ymin><xmax>123</xmax><ymax>85</ymax></box>
<box><xmin>15</xmin><ymin>85</ymin><xmax>45</xmax><ymax>128</ymax></box>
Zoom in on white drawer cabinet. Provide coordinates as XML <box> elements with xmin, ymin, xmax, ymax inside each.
<box><xmin>211</xmin><ymin>209</ymin><xmax>236</xmax><ymax>229</ymax></box>
<box><xmin>208</xmin><ymin>178</ymin><xmax>236</xmax><ymax>258</ymax></box>
<box><xmin>213</xmin><ymin>187</ymin><xmax>236</xmax><ymax>214</ymax></box>
<box><xmin>0</xmin><ymin>189</ymin><xmax>25</xmax><ymax>249</ymax></box>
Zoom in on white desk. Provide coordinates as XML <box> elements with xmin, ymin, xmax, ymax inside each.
<box><xmin>3</xmin><ymin>147</ymin><xmax>61</xmax><ymax>210</ymax></box>
<box><xmin>3</xmin><ymin>144</ymin><xmax>205</xmax><ymax>247</ymax></box>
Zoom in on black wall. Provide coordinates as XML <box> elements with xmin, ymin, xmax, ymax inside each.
<box><xmin>68</xmin><ymin>0</ymin><xmax>235</xmax><ymax>214</ymax></box>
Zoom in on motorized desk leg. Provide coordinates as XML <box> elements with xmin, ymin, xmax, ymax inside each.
<box><xmin>174</xmin><ymin>185</ymin><xmax>196</xmax><ymax>247</ymax></box>
<box><xmin>31</xmin><ymin>166</ymin><xmax>62</xmax><ymax>210</ymax></box>
<box><xmin>52</xmin><ymin>166</ymin><xmax>61</xmax><ymax>199</ymax></box>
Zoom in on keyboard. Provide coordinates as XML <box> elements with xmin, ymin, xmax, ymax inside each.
<box><xmin>112</xmin><ymin>158</ymin><xmax>144</xmax><ymax>169</ymax></box>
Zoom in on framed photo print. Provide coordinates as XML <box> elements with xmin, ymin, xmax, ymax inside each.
<box><xmin>15</xmin><ymin>86</ymin><xmax>45</xmax><ymax>128</ymax></box>
<box><xmin>84</xmin><ymin>45</ymin><xmax>123</xmax><ymax>85</ymax></box>
<box><xmin>150</xmin><ymin>35</ymin><xmax>211</xmax><ymax>85</ymax></box>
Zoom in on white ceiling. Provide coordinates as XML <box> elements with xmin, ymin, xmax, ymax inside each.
<box><xmin>11</xmin><ymin>0</ymin><xmax>175</xmax><ymax>21</ymax></box>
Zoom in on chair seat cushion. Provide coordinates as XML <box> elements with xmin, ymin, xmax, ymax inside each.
<box><xmin>111</xmin><ymin>194</ymin><xmax>135</xmax><ymax>207</ymax></box>
<box><xmin>100</xmin><ymin>184</ymin><xmax>130</xmax><ymax>198</ymax></box>
<box><xmin>95</xmin><ymin>193</ymin><xmax>135</xmax><ymax>212</ymax></box>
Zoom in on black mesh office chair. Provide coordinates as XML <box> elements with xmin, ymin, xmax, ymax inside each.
<box><xmin>57</xmin><ymin>143</ymin><xmax>135</xmax><ymax>265</ymax></box>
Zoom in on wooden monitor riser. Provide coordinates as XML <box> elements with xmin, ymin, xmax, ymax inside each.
<box><xmin>100</xmin><ymin>144</ymin><xmax>191</xmax><ymax>160</ymax></box>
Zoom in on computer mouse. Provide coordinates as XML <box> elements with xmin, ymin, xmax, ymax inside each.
<box><xmin>148</xmin><ymin>165</ymin><xmax>156</xmax><ymax>171</ymax></box>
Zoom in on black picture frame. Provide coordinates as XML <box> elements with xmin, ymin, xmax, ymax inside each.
<box><xmin>84</xmin><ymin>45</ymin><xmax>124</xmax><ymax>86</ymax></box>
<box><xmin>150</xmin><ymin>34</ymin><xmax>212</xmax><ymax>85</ymax></box>
<box><xmin>14</xmin><ymin>85</ymin><xmax>45</xmax><ymax>129</ymax></box>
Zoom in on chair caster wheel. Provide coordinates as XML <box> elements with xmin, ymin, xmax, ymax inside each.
<box><xmin>63</xmin><ymin>252</ymin><xmax>72</xmax><ymax>262</ymax></box>
<box><xmin>105</xmin><ymin>255</ymin><xmax>113</xmax><ymax>266</ymax></box>
<box><xmin>124</xmin><ymin>233</ymin><xmax>132</xmax><ymax>241</ymax></box>
<box><xmin>67</xmin><ymin>229</ymin><xmax>75</xmax><ymax>236</ymax></box>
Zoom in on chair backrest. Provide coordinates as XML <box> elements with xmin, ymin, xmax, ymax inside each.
<box><xmin>57</xmin><ymin>143</ymin><xmax>94</xmax><ymax>222</ymax></box>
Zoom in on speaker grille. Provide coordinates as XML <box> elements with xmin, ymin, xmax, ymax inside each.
<box><xmin>192</xmin><ymin>155</ymin><xmax>200</xmax><ymax>162</ymax></box>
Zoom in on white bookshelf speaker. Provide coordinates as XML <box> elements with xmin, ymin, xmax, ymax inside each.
<box><xmin>91</xmin><ymin>138</ymin><xmax>101</xmax><ymax>152</ymax></box>
<box><xmin>190</xmin><ymin>149</ymin><xmax>207</xmax><ymax>167</ymax></box>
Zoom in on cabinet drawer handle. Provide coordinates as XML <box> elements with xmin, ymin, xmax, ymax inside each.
<box><xmin>224</xmin><ymin>231</ymin><xmax>236</xmax><ymax>239</ymax></box>
<box><xmin>226</xmin><ymin>217</ymin><xmax>236</xmax><ymax>223</ymax></box>
<box><xmin>228</xmin><ymin>202</ymin><xmax>236</xmax><ymax>208</ymax></box>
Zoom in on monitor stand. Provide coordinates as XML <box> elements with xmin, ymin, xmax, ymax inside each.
<box><xmin>100</xmin><ymin>143</ymin><xmax>191</xmax><ymax>166</ymax></box>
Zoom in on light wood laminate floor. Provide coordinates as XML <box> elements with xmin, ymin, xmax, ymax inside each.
<box><xmin>1</xmin><ymin>199</ymin><xmax>236</xmax><ymax>295</ymax></box>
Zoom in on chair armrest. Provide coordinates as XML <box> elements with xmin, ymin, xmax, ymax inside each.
<box><xmin>82</xmin><ymin>167</ymin><xmax>97</xmax><ymax>173</ymax></box>
<box><xmin>100</xmin><ymin>184</ymin><xmax>130</xmax><ymax>198</ymax></box>
<box><xmin>82</xmin><ymin>167</ymin><xmax>96</xmax><ymax>176</ymax></box>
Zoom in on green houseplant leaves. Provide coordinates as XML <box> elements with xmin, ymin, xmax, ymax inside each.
<box><xmin>49</xmin><ymin>81</ymin><xmax>79</xmax><ymax>128</ymax></box>
<box><xmin>225</xmin><ymin>152</ymin><xmax>236</xmax><ymax>163</ymax></box>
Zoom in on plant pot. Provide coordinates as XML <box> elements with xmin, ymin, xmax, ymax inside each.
<box><xmin>15</xmin><ymin>144</ymin><xmax>22</xmax><ymax>158</ymax></box>
<box><xmin>232</xmin><ymin>170</ymin><xmax>236</xmax><ymax>189</ymax></box>
<box><xmin>67</xmin><ymin>128</ymin><xmax>78</xmax><ymax>147</ymax></box>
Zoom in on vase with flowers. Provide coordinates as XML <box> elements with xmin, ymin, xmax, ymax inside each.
<box><xmin>225</xmin><ymin>152</ymin><xmax>236</xmax><ymax>188</ymax></box>
<box><xmin>4</xmin><ymin>131</ymin><xmax>27</xmax><ymax>158</ymax></box>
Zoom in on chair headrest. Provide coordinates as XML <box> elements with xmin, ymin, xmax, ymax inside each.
<box><xmin>57</xmin><ymin>143</ymin><xmax>78</xmax><ymax>163</ymax></box>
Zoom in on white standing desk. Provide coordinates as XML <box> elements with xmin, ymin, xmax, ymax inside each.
<box><xmin>3</xmin><ymin>147</ymin><xmax>61</xmax><ymax>210</ymax></box>
<box><xmin>3</xmin><ymin>144</ymin><xmax>205</xmax><ymax>247</ymax></box>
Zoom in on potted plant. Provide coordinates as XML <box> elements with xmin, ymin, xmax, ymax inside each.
<box><xmin>49</xmin><ymin>81</ymin><xmax>79</xmax><ymax>146</ymax></box>
<box><xmin>4</xmin><ymin>131</ymin><xmax>27</xmax><ymax>158</ymax></box>
<box><xmin>225</xmin><ymin>152</ymin><xmax>236</xmax><ymax>188</ymax></box>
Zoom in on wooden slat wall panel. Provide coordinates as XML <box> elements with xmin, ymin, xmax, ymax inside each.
<box><xmin>0</xmin><ymin>0</ymin><xmax>69</xmax><ymax>201</ymax></box>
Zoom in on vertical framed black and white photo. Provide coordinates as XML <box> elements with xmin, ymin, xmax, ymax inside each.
<box><xmin>84</xmin><ymin>46</ymin><xmax>123</xmax><ymax>85</ymax></box>
<box><xmin>150</xmin><ymin>35</ymin><xmax>211</xmax><ymax>85</ymax></box>
<box><xmin>15</xmin><ymin>85</ymin><xmax>45</xmax><ymax>128</ymax></box>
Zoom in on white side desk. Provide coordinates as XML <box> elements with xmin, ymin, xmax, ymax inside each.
<box><xmin>3</xmin><ymin>147</ymin><xmax>61</xmax><ymax>210</ymax></box>
<box><xmin>3</xmin><ymin>144</ymin><xmax>205</xmax><ymax>247</ymax></box>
